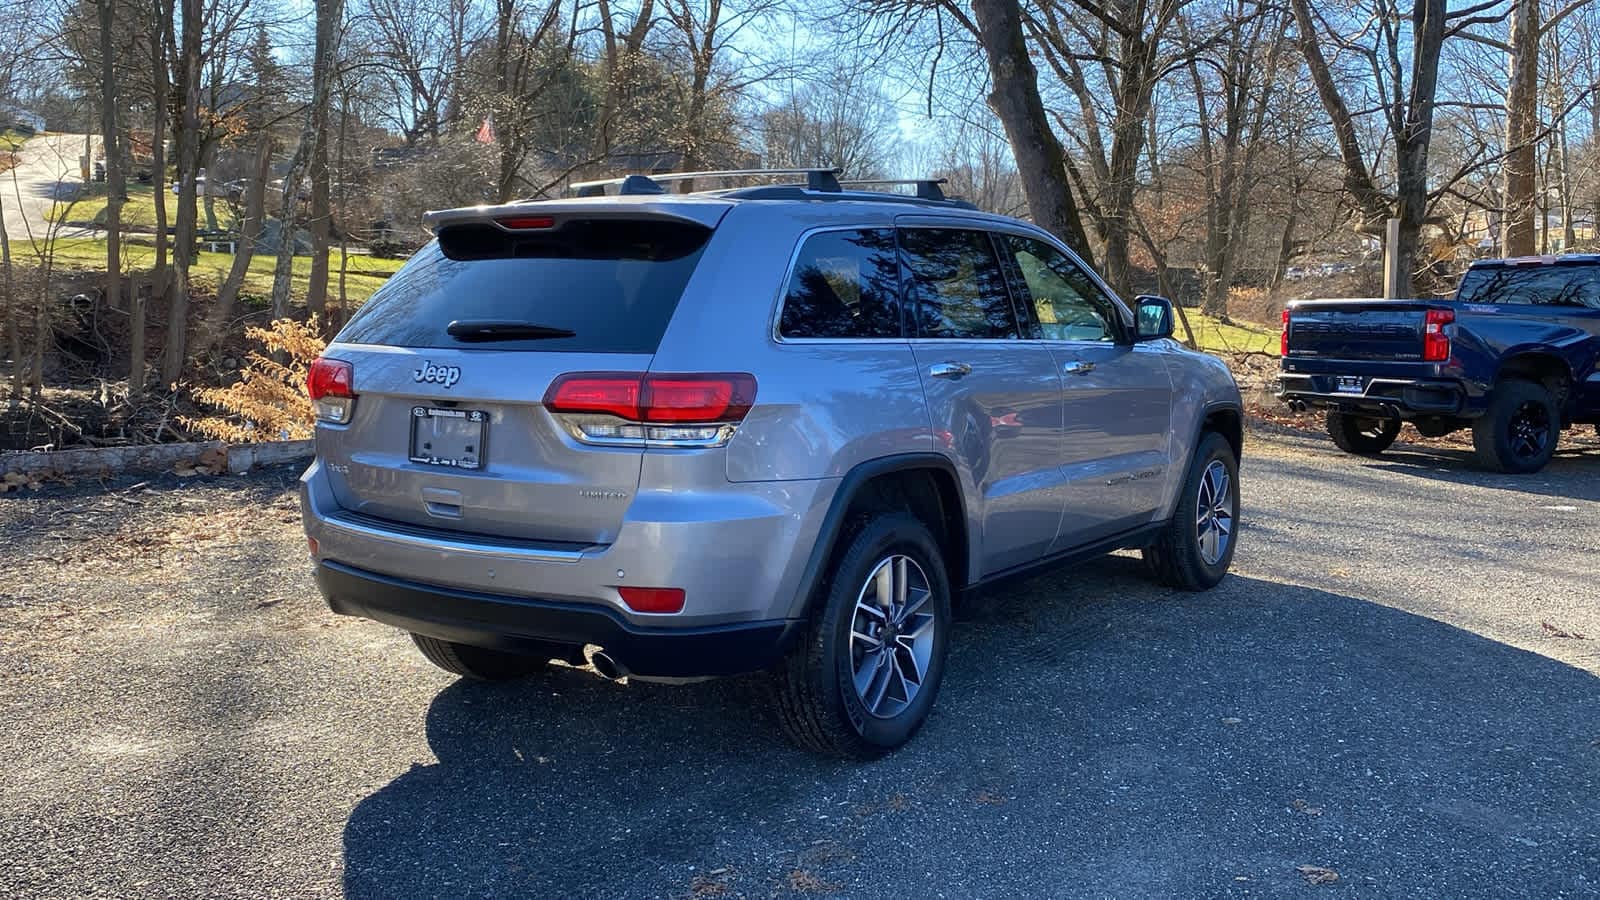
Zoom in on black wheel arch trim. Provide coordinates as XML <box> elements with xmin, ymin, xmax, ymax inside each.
<box><xmin>786</xmin><ymin>453</ymin><xmax>966</xmax><ymax>621</ymax></box>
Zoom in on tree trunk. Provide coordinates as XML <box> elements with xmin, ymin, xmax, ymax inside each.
<box><xmin>207</xmin><ymin>137</ymin><xmax>272</xmax><ymax>347</ymax></box>
<box><xmin>163</xmin><ymin>0</ymin><xmax>204</xmax><ymax>385</ymax></box>
<box><xmin>271</xmin><ymin>0</ymin><xmax>344</xmax><ymax>318</ymax></box>
<box><xmin>307</xmin><ymin>110</ymin><xmax>331</xmax><ymax>318</ymax></box>
<box><xmin>96</xmin><ymin>0</ymin><xmax>124</xmax><ymax>327</ymax></box>
<box><xmin>140</xmin><ymin>0</ymin><xmax>172</xmax><ymax>395</ymax></box>
<box><xmin>969</xmin><ymin>0</ymin><xmax>1093</xmax><ymax>264</ymax></box>
<box><xmin>1503</xmin><ymin>0</ymin><xmax>1540</xmax><ymax>257</ymax></box>
<box><xmin>0</xmin><ymin>186</ymin><xmax>16</xmax><ymax>403</ymax></box>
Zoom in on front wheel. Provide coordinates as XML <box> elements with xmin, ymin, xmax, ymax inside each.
<box><xmin>1144</xmin><ymin>431</ymin><xmax>1240</xmax><ymax>591</ymax></box>
<box><xmin>769</xmin><ymin>513</ymin><xmax>951</xmax><ymax>759</ymax></box>
<box><xmin>1326</xmin><ymin>411</ymin><xmax>1401</xmax><ymax>455</ymax></box>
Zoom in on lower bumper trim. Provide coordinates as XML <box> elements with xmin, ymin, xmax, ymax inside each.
<box><xmin>314</xmin><ymin>561</ymin><xmax>800</xmax><ymax>678</ymax></box>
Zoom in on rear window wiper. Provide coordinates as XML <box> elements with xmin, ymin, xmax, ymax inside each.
<box><xmin>446</xmin><ymin>319</ymin><xmax>577</xmax><ymax>342</ymax></box>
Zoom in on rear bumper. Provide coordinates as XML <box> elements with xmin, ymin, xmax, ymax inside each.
<box><xmin>1276</xmin><ymin>373</ymin><xmax>1476</xmax><ymax>418</ymax></box>
<box><xmin>316</xmin><ymin>560</ymin><xmax>801</xmax><ymax>677</ymax></box>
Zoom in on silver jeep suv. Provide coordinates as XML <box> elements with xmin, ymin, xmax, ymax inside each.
<box><xmin>301</xmin><ymin>169</ymin><xmax>1243</xmax><ymax>758</ymax></box>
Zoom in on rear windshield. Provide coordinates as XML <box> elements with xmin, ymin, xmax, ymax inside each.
<box><xmin>1456</xmin><ymin>263</ymin><xmax>1600</xmax><ymax>309</ymax></box>
<box><xmin>336</xmin><ymin>218</ymin><xmax>712</xmax><ymax>353</ymax></box>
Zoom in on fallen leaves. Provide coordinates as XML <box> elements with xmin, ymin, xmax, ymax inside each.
<box><xmin>1296</xmin><ymin>865</ymin><xmax>1340</xmax><ymax>885</ymax></box>
<box><xmin>1541</xmin><ymin>621</ymin><xmax>1590</xmax><ymax>640</ymax></box>
<box><xmin>974</xmin><ymin>791</ymin><xmax>1010</xmax><ymax>806</ymax></box>
<box><xmin>1291</xmin><ymin>798</ymin><xmax>1324</xmax><ymax>816</ymax></box>
<box><xmin>786</xmin><ymin>869</ymin><xmax>840</xmax><ymax>894</ymax></box>
<box><xmin>689</xmin><ymin>868</ymin><xmax>733</xmax><ymax>898</ymax></box>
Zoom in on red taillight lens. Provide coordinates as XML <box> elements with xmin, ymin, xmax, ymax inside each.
<box><xmin>1423</xmin><ymin>308</ymin><xmax>1454</xmax><ymax>362</ymax></box>
<box><xmin>545</xmin><ymin>373</ymin><xmax>756</xmax><ymax>425</ymax></box>
<box><xmin>546</xmin><ymin>375</ymin><xmax>644</xmax><ymax>420</ymax></box>
<box><xmin>497</xmin><ymin>215</ymin><xmax>554</xmax><ymax>230</ymax></box>
<box><xmin>307</xmin><ymin>357</ymin><xmax>353</xmax><ymax>400</ymax></box>
<box><xmin>1280</xmin><ymin>308</ymin><xmax>1291</xmax><ymax>357</ymax></box>
<box><xmin>617</xmin><ymin>586</ymin><xmax>685</xmax><ymax>614</ymax></box>
<box><xmin>307</xmin><ymin>357</ymin><xmax>355</xmax><ymax>423</ymax></box>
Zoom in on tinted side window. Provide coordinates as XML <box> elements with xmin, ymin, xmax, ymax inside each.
<box><xmin>1456</xmin><ymin>265</ymin><xmax>1600</xmax><ymax>309</ymax></box>
<box><xmin>900</xmin><ymin>229</ymin><xmax>1019</xmax><ymax>339</ymax></box>
<box><xmin>1006</xmin><ymin>236</ymin><xmax>1120</xmax><ymax>342</ymax></box>
<box><xmin>779</xmin><ymin>229</ymin><xmax>902</xmax><ymax>338</ymax></box>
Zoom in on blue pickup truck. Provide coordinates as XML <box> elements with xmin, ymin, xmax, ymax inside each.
<box><xmin>1277</xmin><ymin>255</ymin><xmax>1600</xmax><ymax>473</ymax></box>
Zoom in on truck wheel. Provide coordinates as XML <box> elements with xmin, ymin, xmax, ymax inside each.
<box><xmin>1473</xmin><ymin>379</ymin><xmax>1559</xmax><ymax>474</ymax></box>
<box><xmin>1326</xmin><ymin>411</ymin><xmax>1401</xmax><ymax>455</ymax></box>
<box><xmin>410</xmin><ymin>633</ymin><xmax>547</xmax><ymax>680</ymax></box>
<box><xmin>1143</xmin><ymin>431</ymin><xmax>1239</xmax><ymax>591</ymax></box>
<box><xmin>770</xmin><ymin>513</ymin><xmax>951</xmax><ymax>759</ymax></box>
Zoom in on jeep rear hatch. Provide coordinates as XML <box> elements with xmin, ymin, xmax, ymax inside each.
<box><xmin>314</xmin><ymin>203</ymin><xmax>731</xmax><ymax>545</ymax></box>
<box><xmin>1283</xmin><ymin>299</ymin><xmax>1453</xmax><ymax>362</ymax></box>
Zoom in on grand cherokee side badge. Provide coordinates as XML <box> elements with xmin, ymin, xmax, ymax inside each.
<box><xmin>414</xmin><ymin>361</ymin><xmax>462</xmax><ymax>388</ymax></box>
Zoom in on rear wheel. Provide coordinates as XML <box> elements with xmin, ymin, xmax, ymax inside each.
<box><xmin>1473</xmin><ymin>379</ymin><xmax>1559</xmax><ymax>474</ymax></box>
<box><xmin>410</xmin><ymin>633</ymin><xmax>548</xmax><ymax>680</ymax></box>
<box><xmin>1144</xmin><ymin>431</ymin><xmax>1239</xmax><ymax>591</ymax></box>
<box><xmin>769</xmin><ymin>513</ymin><xmax>951</xmax><ymax>759</ymax></box>
<box><xmin>1326</xmin><ymin>411</ymin><xmax>1401</xmax><ymax>455</ymax></box>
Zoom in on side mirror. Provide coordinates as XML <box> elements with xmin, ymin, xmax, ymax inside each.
<box><xmin>1134</xmin><ymin>295</ymin><xmax>1175</xmax><ymax>341</ymax></box>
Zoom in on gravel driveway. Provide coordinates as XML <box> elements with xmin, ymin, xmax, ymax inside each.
<box><xmin>2</xmin><ymin>429</ymin><xmax>1596</xmax><ymax>898</ymax></box>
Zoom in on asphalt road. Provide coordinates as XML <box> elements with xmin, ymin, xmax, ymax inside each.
<box><xmin>3</xmin><ymin>133</ymin><xmax>98</xmax><ymax>244</ymax></box>
<box><xmin>1</xmin><ymin>428</ymin><xmax>1596</xmax><ymax>898</ymax></box>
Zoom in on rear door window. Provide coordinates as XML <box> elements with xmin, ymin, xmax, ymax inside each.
<box><xmin>779</xmin><ymin>229</ymin><xmax>902</xmax><ymax>338</ymax></box>
<box><xmin>336</xmin><ymin>218</ymin><xmax>713</xmax><ymax>353</ymax></box>
<box><xmin>1456</xmin><ymin>264</ymin><xmax>1600</xmax><ymax>309</ymax></box>
<box><xmin>899</xmin><ymin>228</ymin><xmax>1020</xmax><ymax>339</ymax></box>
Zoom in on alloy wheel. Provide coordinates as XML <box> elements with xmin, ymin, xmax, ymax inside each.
<box><xmin>848</xmin><ymin>555</ymin><xmax>936</xmax><ymax>719</ymax></box>
<box><xmin>1195</xmin><ymin>460</ymin><xmax>1234</xmax><ymax>566</ymax></box>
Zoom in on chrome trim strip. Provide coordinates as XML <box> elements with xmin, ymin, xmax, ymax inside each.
<box><xmin>321</xmin><ymin>511</ymin><xmax>589</xmax><ymax>563</ymax></box>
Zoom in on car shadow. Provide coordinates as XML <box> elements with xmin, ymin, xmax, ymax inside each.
<box><xmin>342</xmin><ymin>560</ymin><xmax>1600</xmax><ymax>898</ymax></box>
<box><xmin>1364</xmin><ymin>441</ymin><xmax>1600</xmax><ymax>502</ymax></box>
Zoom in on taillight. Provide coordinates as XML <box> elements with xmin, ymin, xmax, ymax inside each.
<box><xmin>617</xmin><ymin>586</ymin><xmax>686</xmax><ymax>614</ymax></box>
<box><xmin>1423</xmin><ymin>308</ymin><xmax>1454</xmax><ymax>362</ymax></box>
<box><xmin>545</xmin><ymin>373</ymin><xmax>756</xmax><ymax>447</ymax></box>
<box><xmin>1280</xmin><ymin>308</ymin><xmax>1291</xmax><ymax>357</ymax></box>
<box><xmin>307</xmin><ymin>357</ymin><xmax>355</xmax><ymax>424</ymax></box>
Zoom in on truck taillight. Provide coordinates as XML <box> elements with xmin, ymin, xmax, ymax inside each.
<box><xmin>1280</xmin><ymin>308</ymin><xmax>1290</xmax><ymax>357</ymax></box>
<box><xmin>1423</xmin><ymin>308</ymin><xmax>1454</xmax><ymax>362</ymax></box>
<box><xmin>545</xmin><ymin>373</ymin><xmax>757</xmax><ymax>447</ymax></box>
<box><xmin>307</xmin><ymin>357</ymin><xmax>355</xmax><ymax>424</ymax></box>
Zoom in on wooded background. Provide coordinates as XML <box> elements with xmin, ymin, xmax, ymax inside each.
<box><xmin>1</xmin><ymin>0</ymin><xmax>1598</xmax><ymax>417</ymax></box>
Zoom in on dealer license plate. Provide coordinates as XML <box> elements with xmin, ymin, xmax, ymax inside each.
<box><xmin>409</xmin><ymin>407</ymin><xmax>487</xmax><ymax>469</ymax></box>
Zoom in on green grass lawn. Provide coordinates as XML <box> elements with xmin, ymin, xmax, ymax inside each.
<box><xmin>51</xmin><ymin>183</ymin><xmax>196</xmax><ymax>230</ymax></box>
<box><xmin>30</xmin><ymin>235</ymin><xmax>405</xmax><ymax>306</ymax></box>
<box><xmin>0</xmin><ymin>130</ymin><xmax>27</xmax><ymax>151</ymax></box>
<box><xmin>1181</xmin><ymin>309</ymin><xmax>1277</xmax><ymax>355</ymax></box>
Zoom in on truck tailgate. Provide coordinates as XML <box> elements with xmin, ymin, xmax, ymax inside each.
<box><xmin>1285</xmin><ymin>299</ymin><xmax>1437</xmax><ymax>361</ymax></box>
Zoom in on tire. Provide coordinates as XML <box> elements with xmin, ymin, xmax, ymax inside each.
<box><xmin>1326</xmin><ymin>410</ymin><xmax>1401</xmax><ymax>455</ymax></box>
<box><xmin>1143</xmin><ymin>431</ymin><xmax>1240</xmax><ymax>591</ymax></box>
<box><xmin>410</xmin><ymin>633</ymin><xmax>548</xmax><ymax>681</ymax></box>
<box><xmin>1472</xmin><ymin>379</ymin><xmax>1560</xmax><ymax>474</ymax></box>
<box><xmin>769</xmin><ymin>513</ymin><xmax>952</xmax><ymax>759</ymax></box>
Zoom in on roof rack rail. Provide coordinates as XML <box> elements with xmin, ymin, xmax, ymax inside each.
<box><xmin>569</xmin><ymin>167</ymin><xmax>844</xmax><ymax>197</ymax></box>
<box><xmin>839</xmin><ymin>178</ymin><xmax>949</xmax><ymax>202</ymax></box>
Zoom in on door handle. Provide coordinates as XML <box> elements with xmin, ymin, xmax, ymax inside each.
<box><xmin>1062</xmin><ymin>360</ymin><xmax>1096</xmax><ymax>376</ymax></box>
<box><xmin>928</xmin><ymin>362</ymin><xmax>972</xmax><ymax>379</ymax></box>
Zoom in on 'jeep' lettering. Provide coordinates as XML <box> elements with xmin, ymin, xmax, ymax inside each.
<box><xmin>413</xmin><ymin>361</ymin><xmax>462</xmax><ymax>388</ymax></box>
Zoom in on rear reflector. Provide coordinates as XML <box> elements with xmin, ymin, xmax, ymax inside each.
<box><xmin>617</xmin><ymin>586</ymin><xmax>686</xmax><ymax>614</ymax></box>
<box><xmin>546</xmin><ymin>373</ymin><xmax>756</xmax><ymax>424</ymax></box>
<box><xmin>1423</xmin><ymin>308</ymin><xmax>1454</xmax><ymax>362</ymax></box>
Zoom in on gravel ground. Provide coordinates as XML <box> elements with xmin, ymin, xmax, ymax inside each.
<box><xmin>1</xmin><ymin>428</ymin><xmax>1597</xmax><ymax>898</ymax></box>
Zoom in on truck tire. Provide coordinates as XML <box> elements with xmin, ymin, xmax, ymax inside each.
<box><xmin>1472</xmin><ymin>379</ymin><xmax>1559</xmax><ymax>474</ymax></box>
<box><xmin>1143</xmin><ymin>431</ymin><xmax>1239</xmax><ymax>591</ymax></box>
<box><xmin>1326</xmin><ymin>411</ymin><xmax>1401</xmax><ymax>455</ymax></box>
<box><xmin>769</xmin><ymin>513</ymin><xmax>951</xmax><ymax>759</ymax></box>
<box><xmin>411</xmin><ymin>633</ymin><xmax>548</xmax><ymax>680</ymax></box>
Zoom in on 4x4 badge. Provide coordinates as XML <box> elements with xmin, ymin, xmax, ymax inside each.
<box><xmin>414</xmin><ymin>361</ymin><xmax>461</xmax><ymax>388</ymax></box>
